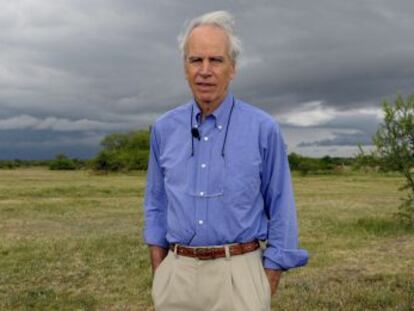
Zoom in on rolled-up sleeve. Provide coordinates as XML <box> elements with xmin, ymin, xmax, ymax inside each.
<box><xmin>260</xmin><ymin>122</ymin><xmax>308</xmax><ymax>270</ymax></box>
<box><xmin>143</xmin><ymin>125</ymin><xmax>169</xmax><ymax>248</ymax></box>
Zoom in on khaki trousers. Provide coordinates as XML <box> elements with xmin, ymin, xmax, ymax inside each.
<box><xmin>151</xmin><ymin>247</ymin><xmax>271</xmax><ymax>311</ymax></box>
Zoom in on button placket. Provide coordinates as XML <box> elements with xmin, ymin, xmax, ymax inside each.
<box><xmin>197</xmin><ymin>122</ymin><xmax>213</xmax><ymax>198</ymax></box>
<box><xmin>193</xmin><ymin>120</ymin><xmax>214</xmax><ymax>242</ymax></box>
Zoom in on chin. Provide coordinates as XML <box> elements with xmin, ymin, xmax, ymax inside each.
<box><xmin>196</xmin><ymin>94</ymin><xmax>215</xmax><ymax>104</ymax></box>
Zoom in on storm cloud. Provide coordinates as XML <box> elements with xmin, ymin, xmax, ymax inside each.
<box><xmin>1</xmin><ymin>0</ymin><xmax>413</xmax><ymax>159</ymax></box>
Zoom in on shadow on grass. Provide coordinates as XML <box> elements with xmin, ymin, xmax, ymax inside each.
<box><xmin>7</xmin><ymin>287</ymin><xmax>97</xmax><ymax>310</ymax></box>
<box><xmin>355</xmin><ymin>217</ymin><xmax>413</xmax><ymax>235</ymax></box>
<box><xmin>336</xmin><ymin>217</ymin><xmax>414</xmax><ymax>236</ymax></box>
<box><xmin>277</xmin><ymin>273</ymin><xmax>414</xmax><ymax>310</ymax></box>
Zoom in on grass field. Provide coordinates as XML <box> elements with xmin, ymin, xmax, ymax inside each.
<box><xmin>0</xmin><ymin>168</ymin><xmax>413</xmax><ymax>310</ymax></box>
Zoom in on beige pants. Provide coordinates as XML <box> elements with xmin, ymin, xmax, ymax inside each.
<box><xmin>151</xmin><ymin>247</ymin><xmax>271</xmax><ymax>311</ymax></box>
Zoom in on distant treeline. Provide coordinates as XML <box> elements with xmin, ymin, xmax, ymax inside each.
<box><xmin>0</xmin><ymin>130</ymin><xmax>150</xmax><ymax>172</ymax></box>
<box><xmin>0</xmin><ymin>157</ymin><xmax>89</xmax><ymax>170</ymax></box>
<box><xmin>288</xmin><ymin>153</ymin><xmax>354</xmax><ymax>175</ymax></box>
<box><xmin>0</xmin><ymin>129</ymin><xmax>363</xmax><ymax>174</ymax></box>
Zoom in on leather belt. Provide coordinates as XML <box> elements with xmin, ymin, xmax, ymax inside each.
<box><xmin>169</xmin><ymin>240</ymin><xmax>260</xmax><ymax>260</ymax></box>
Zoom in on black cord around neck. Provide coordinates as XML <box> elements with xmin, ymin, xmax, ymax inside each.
<box><xmin>190</xmin><ymin>97</ymin><xmax>235</xmax><ymax>157</ymax></box>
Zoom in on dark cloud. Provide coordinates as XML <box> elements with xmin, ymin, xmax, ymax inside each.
<box><xmin>0</xmin><ymin>129</ymin><xmax>103</xmax><ymax>159</ymax></box>
<box><xmin>297</xmin><ymin>131</ymin><xmax>372</xmax><ymax>147</ymax></box>
<box><xmin>0</xmin><ymin>0</ymin><xmax>413</xmax><ymax>159</ymax></box>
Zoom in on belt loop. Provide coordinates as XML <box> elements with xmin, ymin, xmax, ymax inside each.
<box><xmin>173</xmin><ymin>244</ymin><xmax>178</xmax><ymax>258</ymax></box>
<box><xmin>224</xmin><ymin>245</ymin><xmax>231</xmax><ymax>260</ymax></box>
<box><xmin>259</xmin><ymin>240</ymin><xmax>266</xmax><ymax>250</ymax></box>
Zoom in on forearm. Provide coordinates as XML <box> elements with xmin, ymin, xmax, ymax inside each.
<box><xmin>264</xmin><ymin>268</ymin><xmax>283</xmax><ymax>296</ymax></box>
<box><xmin>148</xmin><ymin>245</ymin><xmax>169</xmax><ymax>274</ymax></box>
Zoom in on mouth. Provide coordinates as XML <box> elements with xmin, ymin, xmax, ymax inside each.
<box><xmin>196</xmin><ymin>82</ymin><xmax>216</xmax><ymax>90</ymax></box>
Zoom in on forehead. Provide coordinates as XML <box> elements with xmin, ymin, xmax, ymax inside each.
<box><xmin>186</xmin><ymin>25</ymin><xmax>230</xmax><ymax>56</ymax></box>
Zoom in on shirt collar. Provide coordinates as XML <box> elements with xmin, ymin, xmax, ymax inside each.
<box><xmin>191</xmin><ymin>91</ymin><xmax>234</xmax><ymax>129</ymax></box>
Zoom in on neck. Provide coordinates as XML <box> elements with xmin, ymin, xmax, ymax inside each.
<box><xmin>198</xmin><ymin>103</ymin><xmax>217</xmax><ymax>122</ymax></box>
<box><xmin>196</xmin><ymin>93</ymin><xmax>228</xmax><ymax>122</ymax></box>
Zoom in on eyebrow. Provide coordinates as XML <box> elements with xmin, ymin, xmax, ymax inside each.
<box><xmin>187</xmin><ymin>56</ymin><xmax>225</xmax><ymax>61</ymax></box>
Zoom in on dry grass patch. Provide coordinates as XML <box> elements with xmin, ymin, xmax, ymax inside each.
<box><xmin>0</xmin><ymin>168</ymin><xmax>412</xmax><ymax>310</ymax></box>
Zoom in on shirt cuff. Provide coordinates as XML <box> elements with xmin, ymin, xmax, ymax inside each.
<box><xmin>262</xmin><ymin>246</ymin><xmax>309</xmax><ymax>270</ymax></box>
<box><xmin>143</xmin><ymin>225</ymin><xmax>169</xmax><ymax>249</ymax></box>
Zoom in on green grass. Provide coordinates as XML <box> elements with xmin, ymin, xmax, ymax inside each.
<box><xmin>0</xmin><ymin>168</ymin><xmax>413</xmax><ymax>310</ymax></box>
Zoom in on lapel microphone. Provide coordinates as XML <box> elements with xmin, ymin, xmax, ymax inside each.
<box><xmin>191</xmin><ymin>127</ymin><xmax>200</xmax><ymax>140</ymax></box>
<box><xmin>190</xmin><ymin>97</ymin><xmax>235</xmax><ymax>157</ymax></box>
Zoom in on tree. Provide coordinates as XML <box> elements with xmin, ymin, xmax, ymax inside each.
<box><xmin>352</xmin><ymin>144</ymin><xmax>381</xmax><ymax>172</ymax></box>
<box><xmin>373</xmin><ymin>93</ymin><xmax>414</xmax><ymax>225</ymax></box>
<box><xmin>92</xmin><ymin>130</ymin><xmax>150</xmax><ymax>171</ymax></box>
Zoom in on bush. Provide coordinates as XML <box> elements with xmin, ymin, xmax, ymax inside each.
<box><xmin>0</xmin><ymin>161</ymin><xmax>18</xmax><ymax>169</ymax></box>
<box><xmin>48</xmin><ymin>154</ymin><xmax>76</xmax><ymax>170</ymax></box>
<box><xmin>92</xmin><ymin>130</ymin><xmax>150</xmax><ymax>172</ymax></box>
<box><xmin>92</xmin><ymin>150</ymin><xmax>125</xmax><ymax>172</ymax></box>
<box><xmin>288</xmin><ymin>153</ymin><xmax>351</xmax><ymax>176</ymax></box>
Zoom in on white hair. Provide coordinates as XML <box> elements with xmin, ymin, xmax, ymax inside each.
<box><xmin>178</xmin><ymin>10</ymin><xmax>242</xmax><ymax>63</ymax></box>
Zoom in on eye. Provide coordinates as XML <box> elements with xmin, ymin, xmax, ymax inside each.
<box><xmin>210</xmin><ymin>57</ymin><xmax>224</xmax><ymax>63</ymax></box>
<box><xmin>188</xmin><ymin>57</ymin><xmax>202</xmax><ymax>64</ymax></box>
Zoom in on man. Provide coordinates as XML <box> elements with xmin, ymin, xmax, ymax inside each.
<box><xmin>143</xmin><ymin>11</ymin><xmax>308</xmax><ymax>311</ymax></box>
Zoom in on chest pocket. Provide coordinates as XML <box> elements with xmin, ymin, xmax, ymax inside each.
<box><xmin>185</xmin><ymin>153</ymin><xmax>225</xmax><ymax>198</ymax></box>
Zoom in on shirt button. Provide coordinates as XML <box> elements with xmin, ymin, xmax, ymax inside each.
<box><xmin>204</xmin><ymin>136</ymin><xmax>209</xmax><ymax>141</ymax></box>
<box><xmin>199</xmin><ymin>191</ymin><xmax>205</xmax><ymax>196</ymax></box>
<box><xmin>201</xmin><ymin>163</ymin><xmax>207</xmax><ymax>168</ymax></box>
<box><xmin>218</xmin><ymin>125</ymin><xmax>223</xmax><ymax>130</ymax></box>
<box><xmin>198</xmin><ymin>220</ymin><xmax>204</xmax><ymax>225</ymax></box>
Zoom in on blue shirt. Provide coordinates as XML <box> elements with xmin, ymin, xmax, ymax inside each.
<box><xmin>143</xmin><ymin>92</ymin><xmax>308</xmax><ymax>270</ymax></box>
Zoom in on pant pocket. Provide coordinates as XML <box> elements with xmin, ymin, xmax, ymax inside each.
<box><xmin>151</xmin><ymin>252</ymin><xmax>173</xmax><ymax>306</ymax></box>
<box><xmin>228</xmin><ymin>251</ymin><xmax>271</xmax><ymax>311</ymax></box>
<box><xmin>257</xmin><ymin>252</ymin><xmax>272</xmax><ymax>304</ymax></box>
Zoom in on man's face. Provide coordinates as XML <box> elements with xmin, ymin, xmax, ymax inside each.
<box><xmin>184</xmin><ymin>25</ymin><xmax>236</xmax><ymax>107</ymax></box>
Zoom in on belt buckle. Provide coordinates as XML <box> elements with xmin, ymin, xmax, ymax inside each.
<box><xmin>195</xmin><ymin>247</ymin><xmax>214</xmax><ymax>260</ymax></box>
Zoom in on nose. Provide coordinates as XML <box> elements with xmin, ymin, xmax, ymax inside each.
<box><xmin>199</xmin><ymin>59</ymin><xmax>212</xmax><ymax>76</ymax></box>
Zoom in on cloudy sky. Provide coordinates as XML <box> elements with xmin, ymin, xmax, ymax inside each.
<box><xmin>1</xmin><ymin>0</ymin><xmax>413</xmax><ymax>159</ymax></box>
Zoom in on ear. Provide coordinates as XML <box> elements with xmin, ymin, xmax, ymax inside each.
<box><xmin>184</xmin><ymin>58</ymin><xmax>190</xmax><ymax>81</ymax></box>
<box><xmin>229</xmin><ymin>62</ymin><xmax>236</xmax><ymax>80</ymax></box>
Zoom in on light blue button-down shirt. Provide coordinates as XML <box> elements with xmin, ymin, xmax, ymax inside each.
<box><xmin>143</xmin><ymin>92</ymin><xmax>308</xmax><ymax>270</ymax></box>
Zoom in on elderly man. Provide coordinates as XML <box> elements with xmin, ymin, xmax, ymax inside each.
<box><xmin>143</xmin><ymin>11</ymin><xmax>308</xmax><ymax>311</ymax></box>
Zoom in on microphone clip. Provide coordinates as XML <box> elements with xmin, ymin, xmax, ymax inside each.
<box><xmin>191</xmin><ymin>127</ymin><xmax>200</xmax><ymax>140</ymax></box>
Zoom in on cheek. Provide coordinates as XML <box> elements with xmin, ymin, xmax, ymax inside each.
<box><xmin>189</xmin><ymin>72</ymin><xmax>198</xmax><ymax>84</ymax></box>
<box><xmin>184</xmin><ymin>66</ymin><xmax>194</xmax><ymax>82</ymax></box>
<box><xmin>184</xmin><ymin>69</ymin><xmax>191</xmax><ymax>81</ymax></box>
<box><xmin>218</xmin><ymin>72</ymin><xmax>234</xmax><ymax>86</ymax></box>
